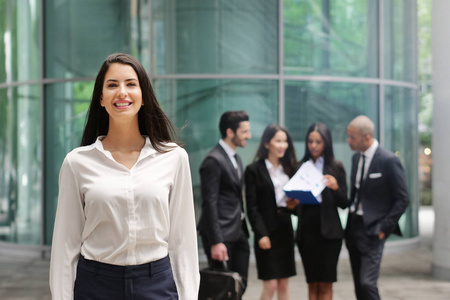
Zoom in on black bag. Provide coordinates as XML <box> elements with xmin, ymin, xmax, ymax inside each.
<box><xmin>198</xmin><ymin>262</ymin><xmax>244</xmax><ymax>300</ymax></box>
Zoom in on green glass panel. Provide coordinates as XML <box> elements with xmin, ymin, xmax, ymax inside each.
<box><xmin>152</xmin><ymin>0</ymin><xmax>278</xmax><ymax>75</ymax></box>
<box><xmin>284</xmin><ymin>81</ymin><xmax>378</xmax><ymax>142</ymax></box>
<box><xmin>0</xmin><ymin>0</ymin><xmax>40</xmax><ymax>83</ymax></box>
<box><xmin>384</xmin><ymin>86</ymin><xmax>419</xmax><ymax>239</ymax></box>
<box><xmin>284</xmin><ymin>0</ymin><xmax>378</xmax><ymax>77</ymax></box>
<box><xmin>45</xmin><ymin>0</ymin><xmax>142</xmax><ymax>79</ymax></box>
<box><xmin>383</xmin><ymin>0</ymin><xmax>417</xmax><ymax>82</ymax></box>
<box><xmin>0</xmin><ymin>85</ymin><xmax>41</xmax><ymax>245</ymax></box>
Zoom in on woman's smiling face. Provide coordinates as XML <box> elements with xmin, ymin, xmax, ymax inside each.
<box><xmin>100</xmin><ymin>63</ymin><xmax>143</xmax><ymax>122</ymax></box>
<box><xmin>266</xmin><ymin>130</ymin><xmax>289</xmax><ymax>160</ymax></box>
<box><xmin>308</xmin><ymin>131</ymin><xmax>325</xmax><ymax>161</ymax></box>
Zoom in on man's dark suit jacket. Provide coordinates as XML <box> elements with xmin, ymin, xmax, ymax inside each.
<box><xmin>198</xmin><ymin>144</ymin><xmax>249</xmax><ymax>245</ymax></box>
<box><xmin>348</xmin><ymin>146</ymin><xmax>410</xmax><ymax>236</ymax></box>
<box><xmin>296</xmin><ymin>160</ymin><xmax>348</xmax><ymax>240</ymax></box>
<box><xmin>244</xmin><ymin>159</ymin><xmax>286</xmax><ymax>242</ymax></box>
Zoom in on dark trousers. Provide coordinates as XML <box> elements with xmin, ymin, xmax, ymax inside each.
<box><xmin>201</xmin><ymin>228</ymin><xmax>250</xmax><ymax>293</ymax></box>
<box><xmin>74</xmin><ymin>255</ymin><xmax>178</xmax><ymax>300</ymax></box>
<box><xmin>345</xmin><ymin>214</ymin><xmax>386</xmax><ymax>300</ymax></box>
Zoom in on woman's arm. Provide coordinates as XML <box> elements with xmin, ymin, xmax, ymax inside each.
<box><xmin>49</xmin><ymin>156</ymin><xmax>85</xmax><ymax>300</ymax></box>
<box><xmin>167</xmin><ymin>148</ymin><xmax>200</xmax><ymax>299</ymax></box>
<box><xmin>332</xmin><ymin>161</ymin><xmax>349</xmax><ymax>209</ymax></box>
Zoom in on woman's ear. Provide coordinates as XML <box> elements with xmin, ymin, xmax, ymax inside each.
<box><xmin>100</xmin><ymin>95</ymin><xmax>104</xmax><ymax>107</ymax></box>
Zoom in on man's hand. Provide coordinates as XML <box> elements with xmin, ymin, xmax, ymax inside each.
<box><xmin>258</xmin><ymin>236</ymin><xmax>271</xmax><ymax>250</ymax></box>
<box><xmin>378</xmin><ymin>231</ymin><xmax>385</xmax><ymax>240</ymax></box>
<box><xmin>211</xmin><ymin>243</ymin><xmax>229</xmax><ymax>261</ymax></box>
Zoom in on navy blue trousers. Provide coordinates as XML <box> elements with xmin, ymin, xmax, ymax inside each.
<box><xmin>74</xmin><ymin>255</ymin><xmax>178</xmax><ymax>300</ymax></box>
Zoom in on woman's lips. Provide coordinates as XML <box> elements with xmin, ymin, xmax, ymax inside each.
<box><xmin>114</xmin><ymin>101</ymin><xmax>132</xmax><ymax>108</ymax></box>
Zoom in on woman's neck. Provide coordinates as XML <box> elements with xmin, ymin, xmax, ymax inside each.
<box><xmin>311</xmin><ymin>155</ymin><xmax>321</xmax><ymax>163</ymax></box>
<box><xmin>267</xmin><ymin>154</ymin><xmax>280</xmax><ymax>169</ymax></box>
<box><xmin>102</xmin><ymin>119</ymin><xmax>145</xmax><ymax>151</ymax></box>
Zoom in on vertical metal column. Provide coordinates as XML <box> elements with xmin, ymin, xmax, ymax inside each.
<box><xmin>379</xmin><ymin>0</ymin><xmax>385</xmax><ymax>146</ymax></box>
<box><xmin>278</xmin><ymin>0</ymin><xmax>285</xmax><ymax>126</ymax></box>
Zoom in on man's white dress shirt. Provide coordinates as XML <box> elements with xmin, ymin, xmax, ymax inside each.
<box><xmin>353</xmin><ymin>139</ymin><xmax>379</xmax><ymax>215</ymax></box>
<box><xmin>49</xmin><ymin>136</ymin><xmax>200</xmax><ymax>300</ymax></box>
<box><xmin>219</xmin><ymin>139</ymin><xmax>238</xmax><ymax>169</ymax></box>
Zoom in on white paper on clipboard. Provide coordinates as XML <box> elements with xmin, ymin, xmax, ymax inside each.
<box><xmin>283</xmin><ymin>161</ymin><xmax>326</xmax><ymax>203</ymax></box>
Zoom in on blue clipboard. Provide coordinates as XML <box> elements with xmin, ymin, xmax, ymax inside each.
<box><xmin>284</xmin><ymin>190</ymin><xmax>321</xmax><ymax>205</ymax></box>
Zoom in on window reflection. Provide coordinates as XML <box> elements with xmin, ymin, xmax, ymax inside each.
<box><xmin>284</xmin><ymin>0</ymin><xmax>378</xmax><ymax>77</ymax></box>
<box><xmin>152</xmin><ymin>0</ymin><xmax>278</xmax><ymax>75</ymax></box>
<box><xmin>384</xmin><ymin>86</ymin><xmax>418</xmax><ymax>238</ymax></box>
<box><xmin>383</xmin><ymin>0</ymin><xmax>417</xmax><ymax>82</ymax></box>
<box><xmin>0</xmin><ymin>0</ymin><xmax>40</xmax><ymax>83</ymax></box>
<box><xmin>0</xmin><ymin>85</ymin><xmax>41</xmax><ymax>244</ymax></box>
<box><xmin>45</xmin><ymin>0</ymin><xmax>141</xmax><ymax>79</ymax></box>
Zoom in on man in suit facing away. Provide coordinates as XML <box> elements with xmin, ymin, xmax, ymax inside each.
<box><xmin>198</xmin><ymin>111</ymin><xmax>252</xmax><ymax>292</ymax></box>
<box><xmin>345</xmin><ymin>115</ymin><xmax>410</xmax><ymax>300</ymax></box>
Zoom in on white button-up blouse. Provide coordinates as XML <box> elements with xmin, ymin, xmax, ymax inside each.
<box><xmin>49</xmin><ymin>136</ymin><xmax>200</xmax><ymax>300</ymax></box>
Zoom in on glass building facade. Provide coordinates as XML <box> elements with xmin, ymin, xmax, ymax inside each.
<box><xmin>0</xmin><ymin>0</ymin><xmax>419</xmax><ymax>255</ymax></box>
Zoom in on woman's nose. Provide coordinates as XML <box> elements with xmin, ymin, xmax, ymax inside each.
<box><xmin>117</xmin><ymin>87</ymin><xmax>127</xmax><ymax>98</ymax></box>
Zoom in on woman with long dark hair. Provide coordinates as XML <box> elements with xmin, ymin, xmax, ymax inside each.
<box><xmin>295</xmin><ymin>122</ymin><xmax>348</xmax><ymax>300</ymax></box>
<box><xmin>49</xmin><ymin>53</ymin><xmax>199</xmax><ymax>300</ymax></box>
<box><xmin>245</xmin><ymin>124</ymin><xmax>298</xmax><ymax>300</ymax></box>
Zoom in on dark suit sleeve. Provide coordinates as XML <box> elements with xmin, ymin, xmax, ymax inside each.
<box><xmin>380</xmin><ymin>155</ymin><xmax>410</xmax><ymax>234</ymax></box>
<box><xmin>332</xmin><ymin>162</ymin><xmax>349</xmax><ymax>209</ymax></box>
<box><xmin>244</xmin><ymin>165</ymin><xmax>269</xmax><ymax>241</ymax></box>
<box><xmin>200</xmin><ymin>156</ymin><xmax>223</xmax><ymax>244</ymax></box>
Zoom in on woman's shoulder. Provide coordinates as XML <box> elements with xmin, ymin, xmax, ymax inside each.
<box><xmin>328</xmin><ymin>159</ymin><xmax>346</xmax><ymax>175</ymax></box>
<box><xmin>159</xmin><ymin>142</ymin><xmax>188</xmax><ymax>159</ymax></box>
<box><xmin>333</xmin><ymin>159</ymin><xmax>344</xmax><ymax>168</ymax></box>
<box><xmin>64</xmin><ymin>143</ymin><xmax>97</xmax><ymax>160</ymax></box>
<box><xmin>58</xmin><ymin>144</ymin><xmax>98</xmax><ymax>172</ymax></box>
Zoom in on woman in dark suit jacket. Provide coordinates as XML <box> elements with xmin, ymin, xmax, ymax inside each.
<box><xmin>245</xmin><ymin>124</ymin><xmax>298</xmax><ymax>300</ymax></box>
<box><xmin>294</xmin><ymin>122</ymin><xmax>348</xmax><ymax>300</ymax></box>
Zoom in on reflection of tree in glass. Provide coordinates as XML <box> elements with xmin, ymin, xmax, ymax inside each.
<box><xmin>283</xmin><ymin>0</ymin><xmax>371</xmax><ymax>77</ymax></box>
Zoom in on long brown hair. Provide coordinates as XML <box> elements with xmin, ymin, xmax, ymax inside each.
<box><xmin>80</xmin><ymin>53</ymin><xmax>178</xmax><ymax>152</ymax></box>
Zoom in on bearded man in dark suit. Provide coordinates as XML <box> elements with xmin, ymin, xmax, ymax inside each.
<box><xmin>345</xmin><ymin>115</ymin><xmax>410</xmax><ymax>300</ymax></box>
<box><xmin>198</xmin><ymin>111</ymin><xmax>251</xmax><ymax>292</ymax></box>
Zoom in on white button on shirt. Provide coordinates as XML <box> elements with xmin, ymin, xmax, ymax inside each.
<box><xmin>49</xmin><ymin>136</ymin><xmax>199</xmax><ymax>300</ymax></box>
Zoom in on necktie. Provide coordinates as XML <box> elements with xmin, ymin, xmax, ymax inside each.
<box><xmin>234</xmin><ymin>154</ymin><xmax>241</xmax><ymax>179</ymax></box>
<box><xmin>359</xmin><ymin>153</ymin><xmax>366</xmax><ymax>187</ymax></box>
<box><xmin>354</xmin><ymin>153</ymin><xmax>365</xmax><ymax>212</ymax></box>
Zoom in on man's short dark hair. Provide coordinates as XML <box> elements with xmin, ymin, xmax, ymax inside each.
<box><xmin>219</xmin><ymin>111</ymin><xmax>249</xmax><ymax>138</ymax></box>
